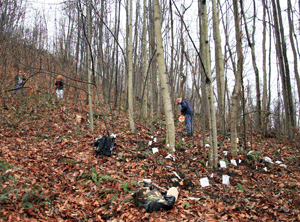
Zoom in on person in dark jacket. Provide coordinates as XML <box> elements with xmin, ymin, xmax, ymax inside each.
<box><xmin>14</xmin><ymin>70</ymin><xmax>26</xmax><ymax>95</ymax></box>
<box><xmin>177</xmin><ymin>97</ymin><xmax>193</xmax><ymax>136</ymax></box>
<box><xmin>55</xmin><ymin>75</ymin><xmax>64</xmax><ymax>100</ymax></box>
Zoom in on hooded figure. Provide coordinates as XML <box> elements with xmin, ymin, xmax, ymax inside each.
<box><xmin>177</xmin><ymin>98</ymin><xmax>193</xmax><ymax>136</ymax></box>
<box><xmin>14</xmin><ymin>70</ymin><xmax>26</xmax><ymax>95</ymax></box>
<box><xmin>55</xmin><ymin>75</ymin><xmax>64</xmax><ymax>100</ymax></box>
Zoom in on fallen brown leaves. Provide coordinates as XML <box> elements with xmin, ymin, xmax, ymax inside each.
<box><xmin>0</xmin><ymin>95</ymin><xmax>300</xmax><ymax>221</ymax></box>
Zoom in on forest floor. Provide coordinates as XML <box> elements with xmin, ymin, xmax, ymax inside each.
<box><xmin>0</xmin><ymin>93</ymin><xmax>300</xmax><ymax>222</ymax></box>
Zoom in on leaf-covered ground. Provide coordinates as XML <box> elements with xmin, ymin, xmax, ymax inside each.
<box><xmin>1</xmin><ymin>94</ymin><xmax>300</xmax><ymax>221</ymax></box>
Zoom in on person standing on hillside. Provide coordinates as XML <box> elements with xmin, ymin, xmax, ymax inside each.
<box><xmin>14</xmin><ymin>70</ymin><xmax>26</xmax><ymax>95</ymax></box>
<box><xmin>55</xmin><ymin>75</ymin><xmax>64</xmax><ymax>100</ymax></box>
<box><xmin>177</xmin><ymin>97</ymin><xmax>193</xmax><ymax>137</ymax></box>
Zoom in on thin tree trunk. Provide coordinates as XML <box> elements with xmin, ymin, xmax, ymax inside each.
<box><xmin>149</xmin><ymin>0</ymin><xmax>156</xmax><ymax>120</ymax></box>
<box><xmin>287</xmin><ymin>0</ymin><xmax>300</xmax><ymax>121</ymax></box>
<box><xmin>198</xmin><ymin>0</ymin><xmax>207</xmax><ymax>157</ymax></box>
<box><xmin>199</xmin><ymin>0</ymin><xmax>218</xmax><ymax>168</ymax></box>
<box><xmin>212</xmin><ymin>0</ymin><xmax>225</xmax><ymax>136</ymax></box>
<box><xmin>240</xmin><ymin>0</ymin><xmax>261</xmax><ymax>130</ymax></box>
<box><xmin>262</xmin><ymin>0</ymin><xmax>268</xmax><ymax>132</ymax></box>
<box><xmin>128</xmin><ymin>0</ymin><xmax>136</xmax><ymax>133</ymax></box>
<box><xmin>153</xmin><ymin>0</ymin><xmax>175</xmax><ymax>151</ymax></box>
<box><xmin>169</xmin><ymin>0</ymin><xmax>175</xmax><ymax>115</ymax></box>
<box><xmin>87</xmin><ymin>0</ymin><xmax>94</xmax><ymax>132</ymax></box>
<box><xmin>271</xmin><ymin>0</ymin><xmax>295</xmax><ymax>138</ymax></box>
<box><xmin>179</xmin><ymin>10</ymin><xmax>186</xmax><ymax>98</ymax></box>
<box><xmin>142</xmin><ymin>0</ymin><xmax>148</xmax><ymax>118</ymax></box>
<box><xmin>114</xmin><ymin>0</ymin><xmax>121</xmax><ymax>110</ymax></box>
<box><xmin>230</xmin><ymin>0</ymin><xmax>243</xmax><ymax>157</ymax></box>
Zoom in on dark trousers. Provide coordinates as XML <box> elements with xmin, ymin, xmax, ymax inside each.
<box><xmin>14</xmin><ymin>84</ymin><xmax>24</xmax><ymax>95</ymax></box>
<box><xmin>185</xmin><ymin>114</ymin><xmax>193</xmax><ymax>135</ymax></box>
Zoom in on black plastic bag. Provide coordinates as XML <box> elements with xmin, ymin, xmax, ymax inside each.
<box><xmin>94</xmin><ymin>135</ymin><xmax>113</xmax><ymax>157</ymax></box>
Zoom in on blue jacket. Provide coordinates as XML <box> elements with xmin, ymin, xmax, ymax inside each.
<box><xmin>180</xmin><ymin>99</ymin><xmax>193</xmax><ymax>115</ymax></box>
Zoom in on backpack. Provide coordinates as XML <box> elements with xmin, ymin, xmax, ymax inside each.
<box><xmin>132</xmin><ymin>187</ymin><xmax>176</xmax><ymax>212</ymax></box>
<box><xmin>94</xmin><ymin>135</ymin><xmax>113</xmax><ymax>157</ymax></box>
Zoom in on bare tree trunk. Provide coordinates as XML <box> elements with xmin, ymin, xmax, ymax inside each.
<box><xmin>132</xmin><ymin>1</ymin><xmax>140</xmax><ymax>107</ymax></box>
<box><xmin>287</xmin><ymin>0</ymin><xmax>300</xmax><ymax>122</ymax></box>
<box><xmin>153</xmin><ymin>0</ymin><xmax>175</xmax><ymax>151</ymax></box>
<box><xmin>142</xmin><ymin>0</ymin><xmax>148</xmax><ymax>118</ymax></box>
<box><xmin>149</xmin><ymin>0</ymin><xmax>156</xmax><ymax>120</ymax></box>
<box><xmin>179</xmin><ymin>9</ymin><xmax>186</xmax><ymax>98</ymax></box>
<box><xmin>128</xmin><ymin>0</ymin><xmax>136</xmax><ymax>133</ymax></box>
<box><xmin>198</xmin><ymin>0</ymin><xmax>207</xmax><ymax>157</ymax></box>
<box><xmin>169</xmin><ymin>0</ymin><xmax>175</xmax><ymax>115</ymax></box>
<box><xmin>230</xmin><ymin>0</ymin><xmax>243</xmax><ymax>157</ymax></box>
<box><xmin>199</xmin><ymin>0</ymin><xmax>218</xmax><ymax>168</ymax></box>
<box><xmin>212</xmin><ymin>0</ymin><xmax>225</xmax><ymax>136</ymax></box>
<box><xmin>87</xmin><ymin>0</ymin><xmax>94</xmax><ymax>132</ymax></box>
<box><xmin>240</xmin><ymin>0</ymin><xmax>261</xmax><ymax>130</ymax></box>
<box><xmin>114</xmin><ymin>0</ymin><xmax>121</xmax><ymax>110</ymax></box>
<box><xmin>271</xmin><ymin>0</ymin><xmax>295</xmax><ymax>138</ymax></box>
<box><xmin>262</xmin><ymin>0</ymin><xmax>268</xmax><ymax>132</ymax></box>
<box><xmin>74</xmin><ymin>2</ymin><xmax>81</xmax><ymax>105</ymax></box>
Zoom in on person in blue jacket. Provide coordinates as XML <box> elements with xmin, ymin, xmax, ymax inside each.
<box><xmin>177</xmin><ymin>97</ymin><xmax>193</xmax><ymax>136</ymax></box>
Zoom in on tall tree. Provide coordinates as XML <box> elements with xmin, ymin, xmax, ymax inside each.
<box><xmin>240</xmin><ymin>0</ymin><xmax>261</xmax><ymax>130</ymax></box>
<box><xmin>271</xmin><ymin>0</ymin><xmax>295</xmax><ymax>138</ymax></box>
<box><xmin>87</xmin><ymin>0</ymin><xmax>94</xmax><ymax>132</ymax></box>
<box><xmin>169</xmin><ymin>0</ymin><xmax>175</xmax><ymax>115</ymax></box>
<box><xmin>287</xmin><ymin>0</ymin><xmax>300</xmax><ymax>120</ymax></box>
<box><xmin>261</xmin><ymin>0</ymin><xmax>268</xmax><ymax>131</ymax></box>
<box><xmin>199</xmin><ymin>0</ymin><xmax>218</xmax><ymax>168</ymax></box>
<box><xmin>230</xmin><ymin>0</ymin><xmax>243</xmax><ymax>157</ymax></box>
<box><xmin>212</xmin><ymin>0</ymin><xmax>225</xmax><ymax>135</ymax></box>
<box><xmin>148</xmin><ymin>0</ymin><xmax>156</xmax><ymax>120</ymax></box>
<box><xmin>113</xmin><ymin>0</ymin><xmax>121</xmax><ymax>110</ymax></box>
<box><xmin>153</xmin><ymin>0</ymin><xmax>175</xmax><ymax>151</ymax></box>
<box><xmin>141</xmin><ymin>0</ymin><xmax>148</xmax><ymax>118</ymax></box>
<box><xmin>198</xmin><ymin>0</ymin><xmax>207</xmax><ymax>157</ymax></box>
<box><xmin>179</xmin><ymin>7</ymin><xmax>187</xmax><ymax>98</ymax></box>
<box><xmin>128</xmin><ymin>0</ymin><xmax>136</xmax><ymax>133</ymax></box>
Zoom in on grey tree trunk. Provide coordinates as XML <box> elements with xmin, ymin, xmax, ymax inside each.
<box><xmin>261</xmin><ymin>0</ymin><xmax>268</xmax><ymax>131</ymax></box>
<box><xmin>149</xmin><ymin>0</ymin><xmax>155</xmax><ymax>120</ymax></box>
<box><xmin>113</xmin><ymin>0</ymin><xmax>121</xmax><ymax>110</ymax></box>
<box><xmin>240</xmin><ymin>0</ymin><xmax>261</xmax><ymax>130</ymax></box>
<box><xmin>199</xmin><ymin>0</ymin><xmax>218</xmax><ymax>168</ymax></box>
<box><xmin>142</xmin><ymin>0</ymin><xmax>148</xmax><ymax>118</ymax></box>
<box><xmin>212</xmin><ymin>0</ymin><xmax>225</xmax><ymax>136</ymax></box>
<box><xmin>128</xmin><ymin>0</ymin><xmax>136</xmax><ymax>133</ymax></box>
<box><xmin>153</xmin><ymin>0</ymin><xmax>175</xmax><ymax>151</ymax></box>
<box><xmin>179</xmin><ymin>10</ymin><xmax>186</xmax><ymax>98</ymax></box>
<box><xmin>230</xmin><ymin>0</ymin><xmax>243</xmax><ymax>157</ymax></box>
<box><xmin>287</xmin><ymin>0</ymin><xmax>300</xmax><ymax>122</ymax></box>
<box><xmin>271</xmin><ymin>0</ymin><xmax>295</xmax><ymax>138</ymax></box>
<box><xmin>198</xmin><ymin>0</ymin><xmax>207</xmax><ymax>157</ymax></box>
<box><xmin>87</xmin><ymin>0</ymin><xmax>94</xmax><ymax>132</ymax></box>
<box><xmin>169</xmin><ymin>0</ymin><xmax>175</xmax><ymax>115</ymax></box>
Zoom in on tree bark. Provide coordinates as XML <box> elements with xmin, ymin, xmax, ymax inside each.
<box><xmin>128</xmin><ymin>0</ymin><xmax>136</xmax><ymax>133</ymax></box>
<box><xmin>142</xmin><ymin>0</ymin><xmax>148</xmax><ymax>118</ymax></box>
<box><xmin>262</xmin><ymin>0</ymin><xmax>268</xmax><ymax>132</ymax></box>
<box><xmin>240</xmin><ymin>0</ymin><xmax>261</xmax><ymax>130</ymax></box>
<box><xmin>271</xmin><ymin>0</ymin><xmax>295</xmax><ymax>138</ymax></box>
<box><xmin>212</xmin><ymin>0</ymin><xmax>225</xmax><ymax>136</ymax></box>
<box><xmin>199</xmin><ymin>0</ymin><xmax>218</xmax><ymax>168</ymax></box>
<box><xmin>287</xmin><ymin>0</ymin><xmax>300</xmax><ymax>123</ymax></box>
<box><xmin>87</xmin><ymin>0</ymin><xmax>94</xmax><ymax>132</ymax></box>
<box><xmin>153</xmin><ymin>0</ymin><xmax>175</xmax><ymax>151</ymax></box>
<box><xmin>230</xmin><ymin>0</ymin><xmax>243</xmax><ymax>157</ymax></box>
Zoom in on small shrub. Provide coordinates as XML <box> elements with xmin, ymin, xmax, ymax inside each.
<box><xmin>237</xmin><ymin>183</ymin><xmax>244</xmax><ymax>192</ymax></box>
<box><xmin>183</xmin><ymin>202</ymin><xmax>190</xmax><ymax>209</ymax></box>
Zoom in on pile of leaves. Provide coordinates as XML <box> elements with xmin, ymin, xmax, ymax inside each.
<box><xmin>0</xmin><ymin>94</ymin><xmax>300</xmax><ymax>221</ymax></box>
